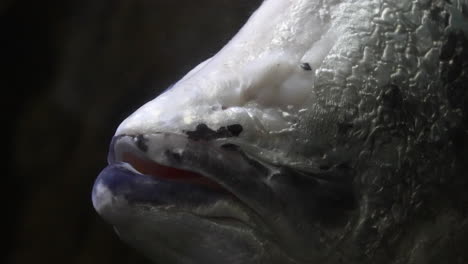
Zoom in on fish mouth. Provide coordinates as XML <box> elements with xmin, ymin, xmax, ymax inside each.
<box><xmin>93</xmin><ymin>133</ymin><xmax>276</xmax><ymax>237</ymax></box>
<box><xmin>93</xmin><ymin>132</ymin><xmax>356</xmax><ymax>262</ymax></box>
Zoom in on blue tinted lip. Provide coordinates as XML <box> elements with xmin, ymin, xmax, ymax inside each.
<box><xmin>93</xmin><ymin>162</ymin><xmax>229</xmax><ymax>207</ymax></box>
<box><xmin>95</xmin><ymin>133</ymin><xmax>235</xmax><ymax>208</ymax></box>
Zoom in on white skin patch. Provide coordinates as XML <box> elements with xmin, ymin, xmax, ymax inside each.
<box><xmin>115</xmin><ymin>0</ymin><xmax>340</xmax><ymax>137</ymax></box>
<box><xmin>114</xmin><ymin>0</ymin><xmax>383</xmax><ymax>170</ymax></box>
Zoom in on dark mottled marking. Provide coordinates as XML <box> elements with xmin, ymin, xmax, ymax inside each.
<box><xmin>220</xmin><ymin>143</ymin><xmax>240</xmax><ymax>151</ymax></box>
<box><xmin>186</xmin><ymin>123</ymin><xmax>244</xmax><ymax>141</ymax></box>
<box><xmin>216</xmin><ymin>126</ymin><xmax>230</xmax><ymax>137</ymax></box>
<box><xmin>227</xmin><ymin>124</ymin><xmax>243</xmax><ymax>136</ymax></box>
<box><xmin>135</xmin><ymin>135</ymin><xmax>148</xmax><ymax>152</ymax></box>
<box><xmin>186</xmin><ymin>124</ymin><xmax>219</xmax><ymax>141</ymax></box>
<box><xmin>300</xmin><ymin>62</ymin><xmax>312</xmax><ymax>71</ymax></box>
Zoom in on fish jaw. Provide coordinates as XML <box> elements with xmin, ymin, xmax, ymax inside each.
<box><xmin>92</xmin><ymin>133</ymin><xmax>287</xmax><ymax>263</ymax></box>
<box><xmin>92</xmin><ymin>133</ymin><xmax>357</xmax><ymax>263</ymax></box>
<box><xmin>92</xmin><ymin>163</ymin><xmax>273</xmax><ymax>264</ymax></box>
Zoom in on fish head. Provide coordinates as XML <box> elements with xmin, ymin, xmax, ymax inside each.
<box><xmin>92</xmin><ymin>0</ymin><xmax>468</xmax><ymax>263</ymax></box>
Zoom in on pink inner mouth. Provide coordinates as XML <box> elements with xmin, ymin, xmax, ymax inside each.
<box><xmin>122</xmin><ymin>152</ymin><xmax>226</xmax><ymax>191</ymax></box>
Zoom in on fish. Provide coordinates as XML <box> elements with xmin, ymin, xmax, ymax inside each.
<box><xmin>92</xmin><ymin>0</ymin><xmax>468</xmax><ymax>263</ymax></box>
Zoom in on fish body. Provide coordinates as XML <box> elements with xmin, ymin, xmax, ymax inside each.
<box><xmin>93</xmin><ymin>0</ymin><xmax>468</xmax><ymax>263</ymax></box>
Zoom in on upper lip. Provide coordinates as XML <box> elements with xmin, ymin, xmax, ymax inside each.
<box><xmin>107</xmin><ymin>133</ymin><xmax>275</xmax><ymax>233</ymax></box>
<box><xmin>108</xmin><ymin>133</ymin><xmax>273</xmax><ymax>197</ymax></box>
<box><xmin>108</xmin><ymin>133</ymin><xmax>260</xmax><ymax>192</ymax></box>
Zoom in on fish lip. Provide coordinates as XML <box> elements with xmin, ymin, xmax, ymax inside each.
<box><xmin>105</xmin><ymin>133</ymin><xmax>275</xmax><ymax>235</ymax></box>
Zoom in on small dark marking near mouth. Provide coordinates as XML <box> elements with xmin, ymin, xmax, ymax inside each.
<box><xmin>135</xmin><ymin>135</ymin><xmax>149</xmax><ymax>152</ymax></box>
<box><xmin>300</xmin><ymin>62</ymin><xmax>312</xmax><ymax>71</ymax></box>
<box><xmin>185</xmin><ymin>123</ymin><xmax>243</xmax><ymax>140</ymax></box>
<box><xmin>227</xmin><ymin>124</ymin><xmax>243</xmax><ymax>136</ymax></box>
<box><xmin>216</xmin><ymin>126</ymin><xmax>230</xmax><ymax>136</ymax></box>
<box><xmin>186</xmin><ymin>124</ymin><xmax>218</xmax><ymax>140</ymax></box>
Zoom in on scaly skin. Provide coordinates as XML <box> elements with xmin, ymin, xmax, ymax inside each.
<box><xmin>93</xmin><ymin>0</ymin><xmax>468</xmax><ymax>263</ymax></box>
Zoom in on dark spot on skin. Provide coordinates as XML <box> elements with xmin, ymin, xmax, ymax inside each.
<box><xmin>185</xmin><ymin>123</ymin><xmax>243</xmax><ymax>141</ymax></box>
<box><xmin>216</xmin><ymin>126</ymin><xmax>230</xmax><ymax>137</ymax></box>
<box><xmin>186</xmin><ymin>124</ymin><xmax>219</xmax><ymax>141</ymax></box>
<box><xmin>135</xmin><ymin>135</ymin><xmax>148</xmax><ymax>152</ymax></box>
<box><xmin>227</xmin><ymin>124</ymin><xmax>243</xmax><ymax>136</ymax></box>
<box><xmin>220</xmin><ymin>143</ymin><xmax>240</xmax><ymax>151</ymax></box>
<box><xmin>300</xmin><ymin>62</ymin><xmax>312</xmax><ymax>71</ymax></box>
<box><xmin>221</xmin><ymin>105</ymin><xmax>227</xmax><ymax>110</ymax></box>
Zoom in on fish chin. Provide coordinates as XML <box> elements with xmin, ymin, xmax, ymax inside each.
<box><xmin>92</xmin><ymin>134</ymin><xmax>297</xmax><ymax>264</ymax></box>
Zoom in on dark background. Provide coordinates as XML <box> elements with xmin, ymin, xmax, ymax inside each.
<box><xmin>3</xmin><ymin>0</ymin><xmax>262</xmax><ymax>263</ymax></box>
